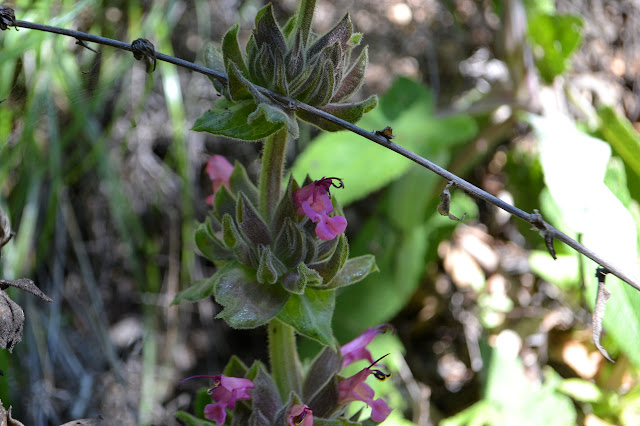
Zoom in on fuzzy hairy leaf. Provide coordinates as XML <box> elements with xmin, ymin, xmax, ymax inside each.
<box><xmin>325</xmin><ymin>254</ymin><xmax>378</xmax><ymax>289</ymax></box>
<box><xmin>309</xmin><ymin>234</ymin><xmax>348</xmax><ymax>285</ymax></box>
<box><xmin>193</xmin><ymin>98</ymin><xmax>283</xmax><ymax>141</ymax></box>
<box><xmin>215</xmin><ymin>261</ymin><xmax>290</xmax><ymax>328</ymax></box>
<box><xmin>331</xmin><ymin>46</ymin><xmax>368</xmax><ymax>103</ymax></box>
<box><xmin>277</xmin><ymin>287</ymin><xmax>335</xmax><ymax>346</ymax></box>
<box><xmin>296</xmin><ymin>95</ymin><xmax>378</xmax><ymax>131</ymax></box>
<box><xmin>222</xmin><ymin>24</ymin><xmax>249</xmax><ymax>77</ymax></box>
<box><xmin>172</xmin><ymin>273</ymin><xmax>218</xmax><ymax>304</ymax></box>
<box><xmin>194</xmin><ymin>221</ymin><xmax>233</xmax><ymax>261</ymax></box>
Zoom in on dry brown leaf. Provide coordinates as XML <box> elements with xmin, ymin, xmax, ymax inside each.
<box><xmin>0</xmin><ymin>291</ymin><xmax>24</xmax><ymax>353</ymax></box>
<box><xmin>0</xmin><ymin>398</ymin><xmax>25</xmax><ymax>426</ymax></box>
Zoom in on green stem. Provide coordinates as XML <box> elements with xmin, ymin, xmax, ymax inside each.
<box><xmin>259</xmin><ymin>129</ymin><xmax>289</xmax><ymax>221</ymax></box>
<box><xmin>268</xmin><ymin>318</ymin><xmax>302</xmax><ymax>400</ymax></box>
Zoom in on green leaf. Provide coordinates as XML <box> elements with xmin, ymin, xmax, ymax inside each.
<box><xmin>277</xmin><ymin>287</ymin><xmax>336</xmax><ymax>346</ymax></box>
<box><xmin>251</xmin><ymin>365</ymin><xmax>283</xmax><ymax>424</ymax></box>
<box><xmin>223</xmin><ymin>355</ymin><xmax>250</xmax><ymax>378</ymax></box>
<box><xmin>172</xmin><ymin>274</ymin><xmax>217</xmax><ymax>304</ymax></box>
<box><xmin>203</xmin><ymin>44</ymin><xmax>226</xmax><ymax>95</ymax></box>
<box><xmin>222</xmin><ymin>24</ymin><xmax>249</xmax><ymax>77</ymax></box>
<box><xmin>302</xmin><ymin>346</ymin><xmax>341</xmax><ymax>401</ymax></box>
<box><xmin>292</xmin><ymin>77</ymin><xmax>476</xmax><ymax>205</ymax></box>
<box><xmin>194</xmin><ymin>221</ymin><xmax>233</xmax><ymax>262</ymax></box>
<box><xmin>557</xmin><ymin>378</ymin><xmax>605</xmax><ymax>403</ymax></box>
<box><xmin>325</xmin><ymin>255</ymin><xmax>378</xmax><ymax>289</ymax></box>
<box><xmin>598</xmin><ymin>106</ymin><xmax>640</xmax><ymax>180</ymax></box>
<box><xmin>237</xmin><ymin>194</ymin><xmax>271</xmax><ymax>246</ymax></box>
<box><xmin>307</xmin><ymin>14</ymin><xmax>353</xmax><ymax>58</ymax></box>
<box><xmin>528</xmin><ymin>13</ymin><xmax>583</xmax><ymax>82</ymax></box>
<box><xmin>229</xmin><ymin>64</ymin><xmax>300</xmax><ymax>138</ymax></box>
<box><xmin>334</xmin><ymin>221</ymin><xmax>428</xmax><ymax>339</ymax></box>
<box><xmin>249</xmin><ymin>102</ymin><xmax>299</xmax><ymax>139</ymax></box>
<box><xmin>295</xmin><ymin>0</ymin><xmax>316</xmax><ymax>46</ymax></box>
<box><xmin>175</xmin><ymin>411</ymin><xmax>214</xmax><ymax>426</ymax></box>
<box><xmin>253</xmin><ymin>4</ymin><xmax>286</xmax><ymax>55</ymax></box>
<box><xmin>331</xmin><ymin>46</ymin><xmax>368</xmax><ymax>103</ymax></box>
<box><xmin>215</xmin><ymin>261</ymin><xmax>289</xmax><ymax>328</ymax></box>
<box><xmin>296</xmin><ymin>95</ymin><xmax>377</xmax><ymax>132</ymax></box>
<box><xmin>528</xmin><ymin>113</ymin><xmax>640</xmax><ymax>366</ymax></box>
<box><xmin>529</xmin><ymin>251</ymin><xmax>581</xmax><ymax>290</ymax></box>
<box><xmin>481</xmin><ymin>343</ymin><xmax>576</xmax><ymax>425</ymax></box>
<box><xmin>440</xmin><ymin>401</ymin><xmax>498</xmax><ymax>426</ymax></box>
<box><xmin>228</xmin><ymin>161</ymin><xmax>259</xmax><ymax>207</ymax></box>
<box><xmin>309</xmin><ymin>234</ymin><xmax>348</xmax><ymax>285</ymax></box>
<box><xmin>193</xmin><ymin>98</ymin><xmax>283</xmax><ymax>141</ymax></box>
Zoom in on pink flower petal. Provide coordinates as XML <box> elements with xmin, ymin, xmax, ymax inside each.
<box><xmin>315</xmin><ymin>215</ymin><xmax>347</xmax><ymax>240</ymax></box>
<box><xmin>341</xmin><ymin>325</ymin><xmax>393</xmax><ymax>368</ymax></box>
<box><xmin>204</xmin><ymin>403</ymin><xmax>228</xmax><ymax>424</ymax></box>
<box><xmin>288</xmin><ymin>404</ymin><xmax>313</xmax><ymax>426</ymax></box>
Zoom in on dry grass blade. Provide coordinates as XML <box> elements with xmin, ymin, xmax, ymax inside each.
<box><xmin>0</xmin><ymin>207</ymin><xmax>12</xmax><ymax>250</ymax></box>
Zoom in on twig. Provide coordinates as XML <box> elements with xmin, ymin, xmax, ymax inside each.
<box><xmin>3</xmin><ymin>15</ymin><xmax>640</xmax><ymax>293</ymax></box>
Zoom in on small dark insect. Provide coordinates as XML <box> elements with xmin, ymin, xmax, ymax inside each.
<box><xmin>375</xmin><ymin>126</ymin><xmax>395</xmax><ymax>140</ymax></box>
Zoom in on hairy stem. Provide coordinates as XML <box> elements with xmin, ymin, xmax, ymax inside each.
<box><xmin>259</xmin><ymin>129</ymin><xmax>288</xmax><ymax>222</ymax></box>
<box><xmin>268</xmin><ymin>318</ymin><xmax>302</xmax><ymax>400</ymax></box>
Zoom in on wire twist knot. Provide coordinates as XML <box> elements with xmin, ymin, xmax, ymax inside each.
<box><xmin>131</xmin><ymin>38</ymin><xmax>156</xmax><ymax>72</ymax></box>
<box><xmin>0</xmin><ymin>6</ymin><xmax>17</xmax><ymax>31</ymax></box>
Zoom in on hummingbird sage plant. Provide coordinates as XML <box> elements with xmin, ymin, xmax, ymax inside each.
<box><xmin>173</xmin><ymin>1</ymin><xmax>392</xmax><ymax>424</ymax></box>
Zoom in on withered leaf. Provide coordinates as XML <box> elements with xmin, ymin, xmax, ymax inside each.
<box><xmin>0</xmin><ymin>399</ymin><xmax>25</xmax><ymax>426</ymax></box>
<box><xmin>593</xmin><ymin>268</ymin><xmax>614</xmax><ymax>362</ymax></box>
<box><xmin>0</xmin><ymin>290</ymin><xmax>24</xmax><ymax>353</ymax></box>
<box><xmin>0</xmin><ymin>278</ymin><xmax>53</xmax><ymax>302</ymax></box>
<box><xmin>438</xmin><ymin>181</ymin><xmax>466</xmax><ymax>222</ymax></box>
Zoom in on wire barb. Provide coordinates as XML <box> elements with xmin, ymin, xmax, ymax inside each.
<box><xmin>75</xmin><ymin>38</ymin><xmax>98</xmax><ymax>53</ymax></box>
<box><xmin>593</xmin><ymin>267</ymin><xmax>614</xmax><ymax>362</ymax></box>
<box><xmin>131</xmin><ymin>38</ymin><xmax>157</xmax><ymax>72</ymax></box>
<box><xmin>531</xmin><ymin>209</ymin><xmax>557</xmax><ymax>260</ymax></box>
<box><xmin>0</xmin><ymin>6</ymin><xmax>17</xmax><ymax>31</ymax></box>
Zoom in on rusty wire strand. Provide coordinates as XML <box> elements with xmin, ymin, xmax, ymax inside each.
<box><xmin>3</xmin><ymin>17</ymin><xmax>640</xmax><ymax>293</ymax></box>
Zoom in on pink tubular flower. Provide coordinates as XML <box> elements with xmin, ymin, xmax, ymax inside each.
<box><xmin>293</xmin><ymin>177</ymin><xmax>347</xmax><ymax>241</ymax></box>
<box><xmin>288</xmin><ymin>404</ymin><xmax>313</xmax><ymax>426</ymax></box>
<box><xmin>179</xmin><ymin>374</ymin><xmax>253</xmax><ymax>425</ymax></box>
<box><xmin>340</xmin><ymin>324</ymin><xmax>394</xmax><ymax>368</ymax></box>
<box><xmin>205</xmin><ymin>155</ymin><xmax>234</xmax><ymax>205</ymax></box>
<box><xmin>338</xmin><ymin>355</ymin><xmax>391</xmax><ymax>423</ymax></box>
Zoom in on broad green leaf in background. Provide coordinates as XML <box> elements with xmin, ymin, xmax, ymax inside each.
<box><xmin>291</xmin><ymin>77</ymin><xmax>477</xmax><ymax>206</ymax></box>
<box><xmin>527</xmin><ymin>113</ymin><xmax>640</xmax><ymax>366</ymax></box>
<box><xmin>334</xmin><ymin>185</ymin><xmax>478</xmax><ymax>340</ymax></box>
<box><xmin>296</xmin><ymin>77</ymin><xmax>479</xmax><ymax>339</ymax></box>
<box><xmin>598</xmin><ymin>106</ymin><xmax>640</xmax><ymax>179</ymax></box>
<box><xmin>527</xmin><ymin>13</ymin><xmax>583</xmax><ymax>82</ymax></box>
<box><xmin>529</xmin><ymin>251</ymin><xmax>581</xmax><ymax>290</ymax></box>
<box><xmin>443</xmin><ymin>340</ymin><xmax>576</xmax><ymax>425</ymax></box>
<box><xmin>598</xmin><ymin>106</ymin><xmax>640</xmax><ymax>204</ymax></box>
